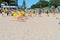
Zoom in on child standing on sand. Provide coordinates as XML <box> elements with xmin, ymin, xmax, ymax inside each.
<box><xmin>25</xmin><ymin>10</ymin><xmax>29</xmax><ymax>18</ymax></box>
<box><xmin>17</xmin><ymin>10</ymin><xmax>22</xmax><ymax>20</ymax></box>
<box><xmin>17</xmin><ymin>10</ymin><xmax>27</xmax><ymax>22</ymax></box>
<box><xmin>33</xmin><ymin>10</ymin><xmax>37</xmax><ymax>17</ymax></box>
<box><xmin>46</xmin><ymin>11</ymin><xmax>49</xmax><ymax>17</ymax></box>
<box><xmin>11</xmin><ymin>10</ymin><xmax>16</xmax><ymax>16</ymax></box>
<box><xmin>21</xmin><ymin>10</ymin><xmax>25</xmax><ymax>16</ymax></box>
<box><xmin>1</xmin><ymin>11</ymin><xmax>5</xmax><ymax>16</ymax></box>
<box><xmin>29</xmin><ymin>11</ymin><xmax>32</xmax><ymax>17</ymax></box>
<box><xmin>38</xmin><ymin>8</ymin><xmax>42</xmax><ymax>17</ymax></box>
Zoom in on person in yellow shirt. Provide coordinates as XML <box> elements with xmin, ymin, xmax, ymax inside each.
<box><xmin>5</xmin><ymin>8</ymin><xmax>7</xmax><ymax>13</ymax></box>
<box><xmin>11</xmin><ymin>10</ymin><xmax>16</xmax><ymax>16</ymax></box>
<box><xmin>29</xmin><ymin>11</ymin><xmax>32</xmax><ymax>17</ymax></box>
<box><xmin>21</xmin><ymin>10</ymin><xmax>25</xmax><ymax>16</ymax></box>
<box><xmin>2</xmin><ymin>7</ymin><xmax>5</xmax><ymax>12</ymax></box>
<box><xmin>17</xmin><ymin>10</ymin><xmax>23</xmax><ymax>20</ymax></box>
<box><xmin>17</xmin><ymin>10</ymin><xmax>27</xmax><ymax>21</ymax></box>
<box><xmin>33</xmin><ymin>10</ymin><xmax>37</xmax><ymax>17</ymax></box>
<box><xmin>17</xmin><ymin>11</ymin><xmax>22</xmax><ymax>17</ymax></box>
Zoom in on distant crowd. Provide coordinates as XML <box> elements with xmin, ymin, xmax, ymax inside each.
<box><xmin>0</xmin><ymin>7</ymin><xmax>59</xmax><ymax>21</ymax></box>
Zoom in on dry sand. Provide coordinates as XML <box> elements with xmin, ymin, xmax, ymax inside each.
<box><xmin>0</xmin><ymin>13</ymin><xmax>60</xmax><ymax>40</ymax></box>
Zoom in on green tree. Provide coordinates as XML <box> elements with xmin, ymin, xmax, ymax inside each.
<box><xmin>31</xmin><ymin>0</ymin><xmax>49</xmax><ymax>9</ymax></box>
<box><xmin>4</xmin><ymin>0</ymin><xmax>11</xmax><ymax>3</ymax></box>
<box><xmin>0</xmin><ymin>0</ymin><xmax>3</xmax><ymax>7</ymax></box>
<box><xmin>0</xmin><ymin>0</ymin><xmax>2</xmax><ymax>3</ymax></box>
<box><xmin>50</xmin><ymin>0</ymin><xmax>60</xmax><ymax>8</ymax></box>
<box><xmin>40</xmin><ymin>1</ymin><xmax>49</xmax><ymax>8</ymax></box>
<box><xmin>31</xmin><ymin>4</ymin><xmax>36</xmax><ymax>9</ymax></box>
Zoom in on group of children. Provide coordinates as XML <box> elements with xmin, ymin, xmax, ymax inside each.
<box><xmin>1</xmin><ymin>8</ymin><xmax>58</xmax><ymax>22</ymax></box>
<box><xmin>1</xmin><ymin>8</ymin><xmax>36</xmax><ymax>21</ymax></box>
<box><xmin>9</xmin><ymin>10</ymin><xmax>28</xmax><ymax>21</ymax></box>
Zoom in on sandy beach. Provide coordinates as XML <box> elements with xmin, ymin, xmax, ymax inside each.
<box><xmin>0</xmin><ymin>13</ymin><xmax>60</xmax><ymax>40</ymax></box>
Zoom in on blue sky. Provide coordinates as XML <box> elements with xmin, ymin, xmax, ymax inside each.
<box><xmin>18</xmin><ymin>0</ymin><xmax>49</xmax><ymax>8</ymax></box>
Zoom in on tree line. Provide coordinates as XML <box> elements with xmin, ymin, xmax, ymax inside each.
<box><xmin>31</xmin><ymin>0</ymin><xmax>60</xmax><ymax>9</ymax></box>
